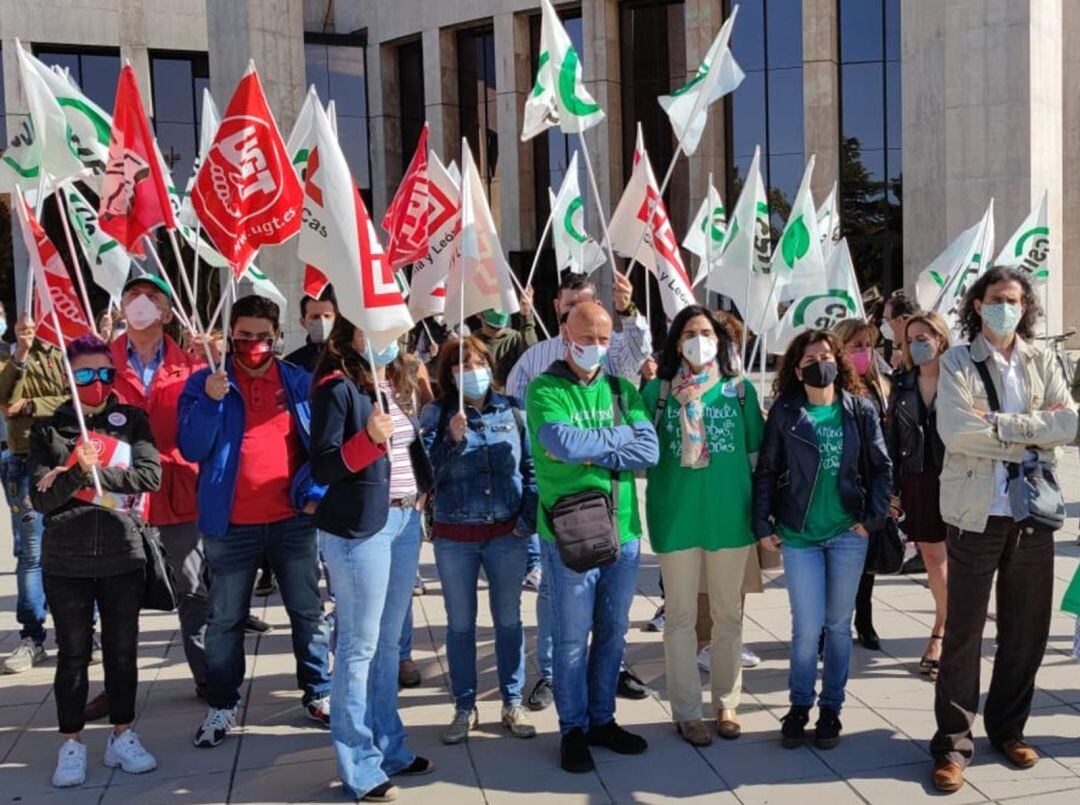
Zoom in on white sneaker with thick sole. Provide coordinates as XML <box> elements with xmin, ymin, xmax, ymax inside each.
<box><xmin>52</xmin><ymin>739</ymin><xmax>87</xmax><ymax>788</ymax></box>
<box><xmin>3</xmin><ymin>637</ymin><xmax>46</xmax><ymax>674</ymax></box>
<box><xmin>740</xmin><ymin>647</ymin><xmax>762</xmax><ymax>668</ymax></box>
<box><xmin>104</xmin><ymin>730</ymin><xmax>157</xmax><ymax>774</ymax></box>
<box><xmin>194</xmin><ymin>705</ymin><xmax>238</xmax><ymax>748</ymax></box>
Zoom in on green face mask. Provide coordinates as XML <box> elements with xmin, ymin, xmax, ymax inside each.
<box><xmin>482</xmin><ymin>309</ymin><xmax>510</xmax><ymax>328</ymax></box>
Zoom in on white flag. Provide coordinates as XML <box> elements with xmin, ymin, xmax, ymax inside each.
<box><xmin>62</xmin><ymin>183</ymin><xmax>131</xmax><ymax>302</ymax></box>
<box><xmin>446</xmin><ymin>140</ymin><xmax>520</xmax><ymax>326</ymax></box>
<box><xmin>286</xmin><ymin>85</ymin><xmax>322</xmax><ymax>178</ymax></box>
<box><xmin>995</xmin><ymin>190</ymin><xmax>1049</xmax><ymax>285</ymax></box>
<box><xmin>408</xmin><ymin>152</ymin><xmax>459</xmax><ymax>320</ymax></box>
<box><xmin>774</xmin><ymin>156</ymin><xmax>829</xmax><ymax>302</ymax></box>
<box><xmin>298</xmin><ymin>103</ymin><xmax>413</xmax><ymax>350</ymax></box>
<box><xmin>550</xmin><ymin>153</ymin><xmax>606</xmax><ymax>275</ymax></box>
<box><xmin>657</xmin><ymin>7</ymin><xmax>744</xmax><ymax>156</ymax></box>
<box><xmin>0</xmin><ymin>118</ymin><xmax>40</xmax><ymax>192</ymax></box>
<box><xmin>769</xmin><ymin>238</ymin><xmax>865</xmax><ymax>353</ymax></box>
<box><xmin>609</xmin><ymin>125</ymin><xmax>656</xmax><ymax>271</ymax></box>
<box><xmin>817</xmin><ymin>181</ymin><xmax>841</xmax><ymax>259</ymax></box>
<box><xmin>179</xmin><ymin>89</ymin><xmax>220</xmax><ymax>228</ymax></box>
<box><xmin>917</xmin><ymin>200</ymin><xmax>995</xmax><ymax>337</ymax></box>
<box><xmin>238</xmin><ymin>264</ymin><xmax>288</xmax><ymax>318</ymax></box>
<box><xmin>521</xmin><ymin>0</ymin><xmax>604</xmax><ymax>140</ymax></box>
<box><xmin>707</xmin><ymin>146</ymin><xmax>777</xmax><ymax>332</ymax></box>
<box><xmin>683</xmin><ymin>181</ymin><xmax>726</xmax><ymax>283</ymax></box>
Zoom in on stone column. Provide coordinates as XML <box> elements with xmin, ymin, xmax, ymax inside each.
<box><xmin>803</xmin><ymin>0</ymin><xmax>840</xmax><ymax>200</ymax></box>
<box><xmin>493</xmin><ymin>11</ymin><xmax>534</xmax><ymax>251</ymax></box>
<box><xmin>367</xmin><ymin>42</ymin><xmax>401</xmax><ymax>221</ymax></box>
<box><xmin>901</xmin><ymin>0</ymin><xmax>1063</xmax><ymax>332</ymax></box>
<box><xmin>206</xmin><ymin>0</ymin><xmax>307</xmax><ymax>348</ymax></box>
<box><xmin>423</xmin><ymin>27</ymin><xmax>460</xmax><ymax>168</ymax></box>
<box><xmin>683</xmin><ymin>0</ymin><xmax>727</xmax><ymax>209</ymax></box>
<box><xmin>1063</xmin><ymin>0</ymin><xmax>1080</xmax><ymax>340</ymax></box>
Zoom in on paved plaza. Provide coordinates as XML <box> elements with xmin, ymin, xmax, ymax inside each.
<box><xmin>2</xmin><ymin>461</ymin><xmax>1080</xmax><ymax>804</ymax></box>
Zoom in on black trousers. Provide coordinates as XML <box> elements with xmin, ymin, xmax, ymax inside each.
<box><xmin>930</xmin><ymin>517</ymin><xmax>1055</xmax><ymax>767</ymax></box>
<box><xmin>44</xmin><ymin>569</ymin><xmax>144</xmax><ymax>734</ymax></box>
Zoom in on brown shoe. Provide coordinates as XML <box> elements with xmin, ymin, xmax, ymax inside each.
<box><xmin>398</xmin><ymin>660</ymin><xmax>421</xmax><ymax>689</ymax></box>
<box><xmin>931</xmin><ymin>761</ymin><xmax>965</xmax><ymax>793</ymax></box>
<box><xmin>84</xmin><ymin>691</ymin><xmax>108</xmax><ymax>722</ymax></box>
<box><xmin>1000</xmin><ymin>739</ymin><xmax>1039</xmax><ymax>769</ymax></box>
<box><xmin>716</xmin><ymin>709</ymin><xmax>741</xmax><ymax>740</ymax></box>
<box><xmin>675</xmin><ymin>719</ymin><xmax>713</xmax><ymax>747</ymax></box>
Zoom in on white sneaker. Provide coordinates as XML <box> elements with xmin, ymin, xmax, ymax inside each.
<box><xmin>52</xmin><ymin>739</ymin><xmax>87</xmax><ymax>788</ymax></box>
<box><xmin>696</xmin><ymin>646</ymin><xmax>711</xmax><ymax>672</ymax></box>
<box><xmin>193</xmin><ymin>705</ymin><xmax>238</xmax><ymax>748</ymax></box>
<box><xmin>104</xmin><ymin>729</ymin><xmax>157</xmax><ymax>774</ymax></box>
<box><xmin>3</xmin><ymin>637</ymin><xmax>46</xmax><ymax>674</ymax></box>
<box><xmin>523</xmin><ymin>567</ymin><xmax>542</xmax><ymax>591</ymax></box>
<box><xmin>741</xmin><ymin>647</ymin><xmax>762</xmax><ymax>668</ymax></box>
<box><xmin>645</xmin><ymin>605</ymin><xmax>666</xmax><ymax>632</ymax></box>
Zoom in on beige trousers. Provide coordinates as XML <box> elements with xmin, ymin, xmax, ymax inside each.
<box><xmin>659</xmin><ymin>544</ymin><xmax>752</xmax><ymax>721</ymax></box>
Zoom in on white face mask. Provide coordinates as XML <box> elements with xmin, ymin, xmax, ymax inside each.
<box><xmin>123</xmin><ymin>294</ymin><xmax>162</xmax><ymax>331</ymax></box>
<box><xmin>681</xmin><ymin>334</ymin><xmax>718</xmax><ymax>368</ymax></box>
<box><xmin>879</xmin><ymin>319</ymin><xmax>894</xmax><ymax>343</ymax></box>
<box><xmin>569</xmin><ymin>340</ymin><xmax>607</xmax><ymax>373</ymax></box>
<box><xmin>306</xmin><ymin>317</ymin><xmax>333</xmax><ymax>344</ymax></box>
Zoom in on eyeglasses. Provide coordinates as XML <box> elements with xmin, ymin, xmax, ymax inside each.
<box><xmin>73</xmin><ymin>367</ymin><xmax>116</xmax><ymax>386</ymax></box>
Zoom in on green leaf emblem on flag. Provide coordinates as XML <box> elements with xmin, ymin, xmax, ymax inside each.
<box><xmin>780</xmin><ymin>214</ymin><xmax>811</xmax><ymax>269</ymax></box>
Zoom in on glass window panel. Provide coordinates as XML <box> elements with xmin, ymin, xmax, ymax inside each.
<box><xmin>767</xmin><ymin>152</ymin><xmax>805</xmax><ymax>223</ymax></box>
<box><xmin>154</xmin><ymin>121</ymin><xmax>196</xmax><ymax>184</ymax></box>
<box><xmin>327</xmin><ymin>45</ymin><xmax>366</xmax><ymax>118</ymax></box>
<box><xmin>841</xmin><ymin>62</ymin><xmax>885</xmax><ymax>151</ymax></box>
<box><xmin>79</xmin><ymin>54</ymin><xmax>120</xmax><ymax>111</ymax></box>
<box><xmin>731</xmin><ymin>70</ymin><xmax>766</xmax><ymax>159</ymax></box>
<box><xmin>306</xmin><ymin>44</ymin><xmax>329</xmax><ymax>97</ymax></box>
<box><xmin>766</xmin><ymin>67</ymin><xmax>803</xmax><ymax>155</ymax></box>
<box><xmin>36</xmin><ymin>52</ymin><xmax>80</xmax><ymax>80</ymax></box>
<box><xmin>840</xmin><ymin>0</ymin><xmax>883</xmax><ymax>63</ymax></box>
<box><xmin>886</xmin><ymin>59</ymin><xmax>901</xmax><ymax>150</ymax></box>
<box><xmin>336</xmin><ymin>116</ymin><xmax>370</xmax><ymax>188</ymax></box>
<box><xmin>766</xmin><ymin>0</ymin><xmax>803</xmax><ymax>70</ymax></box>
<box><xmin>152</xmin><ymin>58</ymin><xmax>195</xmax><ymax>124</ymax></box>
<box><xmin>194</xmin><ymin>76</ymin><xmax>211</xmax><ymax>124</ymax></box>
<box><xmin>885</xmin><ymin>0</ymin><xmax>901</xmax><ymax>62</ymax></box>
<box><xmin>887</xmin><ymin>147</ymin><xmax>902</xmax><ymax>204</ymax></box>
<box><xmin>731</xmin><ymin>0</ymin><xmax>765</xmax><ymax>72</ymax></box>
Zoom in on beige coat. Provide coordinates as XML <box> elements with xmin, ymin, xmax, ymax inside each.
<box><xmin>937</xmin><ymin>334</ymin><xmax>1077</xmax><ymax>533</ymax></box>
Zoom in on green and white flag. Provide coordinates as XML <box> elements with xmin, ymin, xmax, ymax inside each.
<box><xmin>550</xmin><ymin>153</ymin><xmax>606</xmax><ymax>275</ymax></box>
<box><xmin>14</xmin><ymin>40</ymin><xmax>111</xmax><ymax>187</ymax></box>
<box><xmin>774</xmin><ymin>156</ymin><xmax>828</xmax><ymax>302</ymax></box>
<box><xmin>238</xmin><ymin>264</ymin><xmax>287</xmax><ymax>318</ymax></box>
<box><xmin>286</xmin><ymin>85</ymin><xmax>322</xmax><ymax>177</ymax></box>
<box><xmin>179</xmin><ymin>89</ymin><xmax>221</xmax><ymax>229</ymax></box>
<box><xmin>769</xmin><ymin>238</ymin><xmax>864</xmax><ymax>353</ymax></box>
<box><xmin>658</xmin><ymin>6</ymin><xmax>744</xmax><ymax>156</ymax></box>
<box><xmin>817</xmin><ymin>181</ymin><xmax>840</xmax><ymax>258</ymax></box>
<box><xmin>0</xmin><ymin>118</ymin><xmax>40</xmax><ymax>192</ymax></box>
<box><xmin>707</xmin><ymin>146</ymin><xmax>777</xmax><ymax>331</ymax></box>
<box><xmin>683</xmin><ymin>180</ymin><xmax>726</xmax><ymax>284</ymax></box>
<box><xmin>995</xmin><ymin>190</ymin><xmax>1049</xmax><ymax>284</ymax></box>
<box><xmin>916</xmin><ymin>200</ymin><xmax>995</xmax><ymax>335</ymax></box>
<box><xmin>63</xmin><ymin>183</ymin><xmax>131</xmax><ymax>302</ymax></box>
<box><xmin>521</xmin><ymin>0</ymin><xmax>604</xmax><ymax>141</ymax></box>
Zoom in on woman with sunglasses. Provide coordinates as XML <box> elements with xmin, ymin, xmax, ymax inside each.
<box><xmin>28</xmin><ymin>335</ymin><xmax>162</xmax><ymax>788</ymax></box>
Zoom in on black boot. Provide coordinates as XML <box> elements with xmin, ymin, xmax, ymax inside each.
<box><xmin>560</xmin><ymin>728</ymin><xmax>595</xmax><ymax>773</ymax></box>
<box><xmin>780</xmin><ymin>706</ymin><xmax>810</xmax><ymax>749</ymax></box>
<box><xmin>854</xmin><ymin>573</ymin><xmax>881</xmax><ymax>650</ymax></box>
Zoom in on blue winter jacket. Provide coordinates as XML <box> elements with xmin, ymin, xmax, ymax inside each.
<box><xmin>177</xmin><ymin>357</ymin><xmax>326</xmax><ymax>538</ymax></box>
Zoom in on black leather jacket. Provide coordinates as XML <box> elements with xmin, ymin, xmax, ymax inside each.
<box><xmin>752</xmin><ymin>389</ymin><xmax>892</xmax><ymax>539</ymax></box>
<box><xmin>885</xmin><ymin>369</ymin><xmax>944</xmax><ymax>488</ymax></box>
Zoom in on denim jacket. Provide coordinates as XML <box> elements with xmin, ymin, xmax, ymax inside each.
<box><xmin>419</xmin><ymin>392</ymin><xmax>537</xmax><ymax>535</ymax></box>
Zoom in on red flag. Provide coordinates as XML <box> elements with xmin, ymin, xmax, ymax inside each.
<box><xmin>303</xmin><ymin>265</ymin><xmax>329</xmax><ymax>300</ymax></box>
<box><xmin>381</xmin><ymin>123</ymin><xmax>430</xmax><ymax>270</ymax></box>
<box><xmin>98</xmin><ymin>65</ymin><xmax>176</xmax><ymax>256</ymax></box>
<box><xmin>14</xmin><ymin>193</ymin><xmax>93</xmax><ymax>349</ymax></box>
<box><xmin>192</xmin><ymin>67</ymin><xmax>302</xmax><ymax>276</ymax></box>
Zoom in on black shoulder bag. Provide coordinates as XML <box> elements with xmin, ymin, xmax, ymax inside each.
<box><xmin>140</xmin><ymin>521</ymin><xmax>178</xmax><ymax>612</ymax></box>
<box><xmin>856</xmin><ymin>399</ymin><xmax>905</xmax><ymax>575</ymax></box>
<box><xmin>547</xmin><ymin>375</ymin><xmax>624</xmax><ymax>573</ymax></box>
<box><xmin>970</xmin><ymin>348</ymin><xmax>1065</xmax><ymax>530</ymax></box>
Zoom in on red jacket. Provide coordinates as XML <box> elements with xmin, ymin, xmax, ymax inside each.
<box><xmin>110</xmin><ymin>334</ymin><xmax>205</xmax><ymax>526</ymax></box>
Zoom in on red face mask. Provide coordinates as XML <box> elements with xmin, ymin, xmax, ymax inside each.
<box><xmin>232</xmin><ymin>338</ymin><xmax>275</xmax><ymax>370</ymax></box>
<box><xmin>77</xmin><ymin>381</ymin><xmax>112</xmax><ymax>409</ymax></box>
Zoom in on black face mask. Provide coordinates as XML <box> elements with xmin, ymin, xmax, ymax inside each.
<box><xmin>801</xmin><ymin>360</ymin><xmax>838</xmax><ymax>389</ymax></box>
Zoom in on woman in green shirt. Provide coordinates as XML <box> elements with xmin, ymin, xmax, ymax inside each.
<box><xmin>642</xmin><ymin>306</ymin><xmax>764</xmax><ymax>748</ymax></box>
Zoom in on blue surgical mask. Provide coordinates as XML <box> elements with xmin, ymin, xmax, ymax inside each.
<box><xmin>371</xmin><ymin>341</ymin><xmax>400</xmax><ymax>367</ymax></box>
<box><xmin>981</xmin><ymin>302</ymin><xmax>1023</xmax><ymax>337</ymax></box>
<box><xmin>569</xmin><ymin>340</ymin><xmax>608</xmax><ymax>373</ymax></box>
<box><xmin>909</xmin><ymin>339</ymin><xmax>938</xmax><ymax>367</ymax></box>
<box><xmin>458</xmin><ymin>367</ymin><xmax>492</xmax><ymax>400</ymax></box>
<box><xmin>0</xmin><ymin>318</ymin><xmax>6</xmax><ymax>338</ymax></box>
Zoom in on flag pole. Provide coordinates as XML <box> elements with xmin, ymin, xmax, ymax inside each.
<box><xmin>506</xmin><ymin>265</ymin><xmax>552</xmax><ymax>340</ymax></box>
<box><xmin>524</xmin><ymin>204</ymin><xmax>556</xmax><ymax>291</ymax></box>
<box><xmin>576</xmin><ymin>131</ymin><xmax>621</xmax><ymax>286</ymax></box>
<box><xmin>166</xmin><ymin>228</ymin><xmax>206</xmax><ymax>332</ymax></box>
<box><xmin>141</xmin><ymin>235</ymin><xmax>197</xmax><ymax>334</ymax></box>
<box><xmin>54</xmin><ymin>183</ymin><xmax>98</xmax><ymax>335</ymax></box>
<box><xmin>192</xmin><ymin>223</ymin><xmax>202</xmax><ymax>320</ymax></box>
<box><xmin>457</xmin><ymin>253</ymin><xmax>466</xmax><ymax>413</ymax></box>
<box><xmin>363</xmin><ymin>339</ymin><xmax>386</xmax><ymax>414</ymax></box>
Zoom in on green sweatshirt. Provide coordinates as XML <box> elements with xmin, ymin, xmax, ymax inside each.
<box><xmin>477</xmin><ymin>313</ymin><xmax>538</xmax><ymax>390</ymax></box>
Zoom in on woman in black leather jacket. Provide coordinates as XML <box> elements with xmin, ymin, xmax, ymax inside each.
<box><xmin>885</xmin><ymin>311</ymin><xmax>951</xmax><ymax>680</ymax></box>
<box><xmin>753</xmin><ymin>329</ymin><xmax>892</xmax><ymax>751</ymax></box>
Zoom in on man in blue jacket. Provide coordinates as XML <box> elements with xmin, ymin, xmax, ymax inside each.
<box><xmin>178</xmin><ymin>295</ymin><xmax>331</xmax><ymax>749</ymax></box>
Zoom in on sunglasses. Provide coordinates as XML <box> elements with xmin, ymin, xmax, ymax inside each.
<box><xmin>73</xmin><ymin>367</ymin><xmax>116</xmax><ymax>386</ymax></box>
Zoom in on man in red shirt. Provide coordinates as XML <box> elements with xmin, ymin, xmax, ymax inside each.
<box><xmin>110</xmin><ymin>276</ymin><xmax>209</xmax><ymax>697</ymax></box>
<box><xmin>178</xmin><ymin>295</ymin><xmax>330</xmax><ymax>748</ymax></box>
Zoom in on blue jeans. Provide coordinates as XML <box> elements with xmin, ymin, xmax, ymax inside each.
<box><xmin>529</xmin><ymin>533</ymin><xmax>554</xmax><ymax>680</ymax></box>
<box><xmin>3</xmin><ymin>453</ymin><xmax>46</xmax><ymax>644</ymax></box>
<box><xmin>202</xmin><ymin>514</ymin><xmax>331</xmax><ymax>709</ymax></box>
<box><xmin>541</xmin><ymin>538</ymin><xmax>641</xmax><ymax>734</ymax></box>
<box><xmin>434</xmin><ymin>534</ymin><xmax>528</xmax><ymax>710</ymax></box>
<box><xmin>319</xmin><ymin>507</ymin><xmax>421</xmax><ymax>796</ymax></box>
<box><xmin>781</xmin><ymin>530</ymin><xmax>869</xmax><ymax>712</ymax></box>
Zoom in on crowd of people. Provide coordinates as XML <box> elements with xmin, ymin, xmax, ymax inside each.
<box><xmin>1</xmin><ymin>264</ymin><xmax>1078</xmax><ymax>801</ymax></box>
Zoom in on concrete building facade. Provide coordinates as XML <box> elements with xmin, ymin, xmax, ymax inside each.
<box><xmin>0</xmin><ymin>0</ymin><xmax>1073</xmax><ymax>344</ymax></box>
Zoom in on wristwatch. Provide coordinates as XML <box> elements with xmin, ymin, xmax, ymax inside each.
<box><xmin>616</xmin><ymin>301</ymin><xmax>638</xmax><ymax>318</ymax></box>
